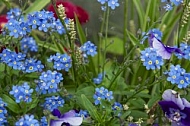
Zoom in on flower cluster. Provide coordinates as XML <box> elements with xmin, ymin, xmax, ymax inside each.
<box><xmin>0</xmin><ymin>49</ymin><xmax>44</xmax><ymax>73</ymax></box>
<box><xmin>175</xmin><ymin>43</ymin><xmax>190</xmax><ymax>60</ymax></box>
<box><xmin>80</xmin><ymin>41</ymin><xmax>97</xmax><ymax>57</ymax></box>
<box><xmin>93</xmin><ymin>87</ymin><xmax>114</xmax><ymax>105</ymax></box>
<box><xmin>9</xmin><ymin>82</ymin><xmax>33</xmax><ymax>103</ymax></box>
<box><xmin>93</xmin><ymin>73</ymin><xmax>104</xmax><ymax>84</ymax></box>
<box><xmin>47</xmin><ymin>53</ymin><xmax>72</xmax><ymax>71</ymax></box>
<box><xmin>20</xmin><ymin>37</ymin><xmax>38</xmax><ymax>53</ymax></box>
<box><xmin>3</xmin><ymin>8</ymin><xmax>69</xmax><ymax>38</ymax></box>
<box><xmin>159</xmin><ymin>89</ymin><xmax>190</xmax><ymax>126</ymax></box>
<box><xmin>36</xmin><ymin>70</ymin><xmax>63</xmax><ymax>94</ymax></box>
<box><xmin>161</xmin><ymin>0</ymin><xmax>183</xmax><ymax>11</ymax></box>
<box><xmin>42</xmin><ymin>96</ymin><xmax>65</xmax><ymax>112</ymax></box>
<box><xmin>97</xmin><ymin>0</ymin><xmax>120</xmax><ymax>10</ymax></box>
<box><xmin>0</xmin><ymin>98</ymin><xmax>7</xmax><ymax>125</ymax></box>
<box><xmin>140</xmin><ymin>48</ymin><xmax>164</xmax><ymax>70</ymax></box>
<box><xmin>165</xmin><ymin>65</ymin><xmax>190</xmax><ymax>88</ymax></box>
<box><xmin>15</xmin><ymin>114</ymin><xmax>39</xmax><ymax>126</ymax></box>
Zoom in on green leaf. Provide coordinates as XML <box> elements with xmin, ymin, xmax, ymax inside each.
<box><xmin>126</xmin><ymin>30</ymin><xmax>143</xmax><ymax>51</ymax></box>
<box><xmin>1</xmin><ymin>0</ymin><xmax>11</xmax><ymax>8</ymax></box>
<box><xmin>147</xmin><ymin>95</ymin><xmax>161</xmax><ymax>108</ymax></box>
<box><xmin>0</xmin><ymin>63</ymin><xmax>5</xmax><ymax>71</ymax></box>
<box><xmin>129</xmin><ymin>98</ymin><xmax>146</xmax><ymax>109</ymax></box>
<box><xmin>133</xmin><ymin>0</ymin><xmax>145</xmax><ymax>29</ymax></box>
<box><xmin>27</xmin><ymin>97</ymin><xmax>39</xmax><ymax>112</ymax></box>
<box><xmin>120</xmin><ymin>110</ymin><xmax>131</xmax><ymax>120</ymax></box>
<box><xmin>81</xmin><ymin>94</ymin><xmax>101</xmax><ymax>122</ymax></box>
<box><xmin>1</xmin><ymin>94</ymin><xmax>21</xmax><ymax>114</ymax></box>
<box><xmin>102</xmin><ymin>37</ymin><xmax>123</xmax><ymax>55</ymax></box>
<box><xmin>130</xmin><ymin>110</ymin><xmax>148</xmax><ymax>118</ymax></box>
<box><xmin>24</xmin><ymin>0</ymin><xmax>50</xmax><ymax>14</ymax></box>
<box><xmin>75</xmin><ymin>15</ymin><xmax>87</xmax><ymax>44</ymax></box>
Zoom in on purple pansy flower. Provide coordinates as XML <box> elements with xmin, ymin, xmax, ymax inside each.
<box><xmin>148</xmin><ymin>33</ymin><xmax>183</xmax><ymax>59</ymax></box>
<box><xmin>158</xmin><ymin>89</ymin><xmax>190</xmax><ymax>126</ymax></box>
<box><xmin>50</xmin><ymin>109</ymin><xmax>83</xmax><ymax>126</ymax></box>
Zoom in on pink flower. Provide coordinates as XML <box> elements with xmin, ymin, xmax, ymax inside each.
<box><xmin>0</xmin><ymin>15</ymin><xmax>8</xmax><ymax>33</ymax></box>
<box><xmin>47</xmin><ymin>0</ymin><xmax>89</xmax><ymax>24</ymax></box>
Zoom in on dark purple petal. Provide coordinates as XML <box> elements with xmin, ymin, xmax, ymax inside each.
<box><xmin>165</xmin><ymin>46</ymin><xmax>184</xmax><ymax>55</ymax></box>
<box><xmin>52</xmin><ymin>109</ymin><xmax>61</xmax><ymax>118</ymax></box>
<box><xmin>181</xmin><ymin>107</ymin><xmax>190</xmax><ymax>125</ymax></box>
<box><xmin>162</xmin><ymin>89</ymin><xmax>184</xmax><ymax>110</ymax></box>
<box><xmin>148</xmin><ymin>33</ymin><xmax>154</xmax><ymax>47</ymax></box>
<box><xmin>158</xmin><ymin>101</ymin><xmax>180</xmax><ymax>115</ymax></box>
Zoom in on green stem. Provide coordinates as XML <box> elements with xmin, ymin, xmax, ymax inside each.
<box><xmin>98</xmin><ymin>8</ymin><xmax>106</xmax><ymax>73</ymax></box>
<box><xmin>102</xmin><ymin>6</ymin><xmax>110</xmax><ymax>79</ymax></box>
<box><xmin>123</xmin><ymin>0</ymin><xmax>128</xmax><ymax>57</ymax></box>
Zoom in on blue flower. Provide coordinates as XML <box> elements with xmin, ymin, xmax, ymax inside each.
<box><xmin>93</xmin><ymin>87</ymin><xmax>114</xmax><ymax>105</ymax></box>
<box><xmin>7</xmin><ymin>8</ymin><xmax>22</xmax><ymax>20</ymax></box>
<box><xmin>166</xmin><ymin>65</ymin><xmax>189</xmax><ymax>88</ymax></box>
<box><xmin>43</xmin><ymin>96</ymin><xmax>65</xmax><ymax>112</ymax></box>
<box><xmin>140</xmin><ymin>28</ymin><xmax>163</xmax><ymax>44</ymax></box>
<box><xmin>97</xmin><ymin>0</ymin><xmax>108</xmax><ymax>4</ymax></box>
<box><xmin>161</xmin><ymin>0</ymin><xmax>183</xmax><ymax>11</ymax></box>
<box><xmin>52</xmin><ymin>19</ymin><xmax>66</xmax><ymax>34</ymax></box>
<box><xmin>159</xmin><ymin>89</ymin><xmax>190</xmax><ymax>126</ymax></box>
<box><xmin>97</xmin><ymin>0</ymin><xmax>119</xmax><ymax>10</ymax></box>
<box><xmin>0</xmin><ymin>49</ymin><xmax>26</xmax><ymax>70</ymax></box>
<box><xmin>24</xmin><ymin>58</ymin><xmax>44</xmax><ymax>73</ymax></box>
<box><xmin>27</xmin><ymin>14</ymin><xmax>41</xmax><ymax>29</ymax></box>
<box><xmin>93</xmin><ymin>73</ymin><xmax>104</xmax><ymax>84</ymax></box>
<box><xmin>0</xmin><ymin>98</ymin><xmax>7</xmax><ymax>125</ymax></box>
<box><xmin>175</xmin><ymin>43</ymin><xmax>190</xmax><ymax>60</ymax></box>
<box><xmin>140</xmin><ymin>48</ymin><xmax>164</xmax><ymax>70</ymax></box>
<box><xmin>9</xmin><ymin>82</ymin><xmax>33</xmax><ymax>103</ymax></box>
<box><xmin>47</xmin><ymin>53</ymin><xmax>72</xmax><ymax>71</ymax></box>
<box><xmin>15</xmin><ymin>114</ymin><xmax>39</xmax><ymax>126</ymax></box>
<box><xmin>36</xmin><ymin>70</ymin><xmax>63</xmax><ymax>94</ymax></box>
<box><xmin>76</xmin><ymin>110</ymin><xmax>89</xmax><ymax>118</ymax></box>
<box><xmin>50</xmin><ymin>109</ymin><xmax>83</xmax><ymax>126</ymax></box>
<box><xmin>164</xmin><ymin>4</ymin><xmax>173</xmax><ymax>11</ymax></box>
<box><xmin>108</xmin><ymin>0</ymin><xmax>119</xmax><ymax>10</ymax></box>
<box><xmin>171</xmin><ymin>0</ymin><xmax>183</xmax><ymax>6</ymax></box>
<box><xmin>112</xmin><ymin>102</ymin><xmax>123</xmax><ymax>116</ymax></box>
<box><xmin>80</xmin><ymin>41</ymin><xmax>97</xmax><ymax>57</ymax></box>
<box><xmin>38</xmin><ymin>20</ymin><xmax>50</xmax><ymax>32</ymax></box>
<box><xmin>128</xmin><ymin>123</ymin><xmax>138</xmax><ymax>126</ymax></box>
<box><xmin>40</xmin><ymin>116</ymin><xmax>48</xmax><ymax>126</ymax></box>
<box><xmin>20</xmin><ymin>37</ymin><xmax>38</xmax><ymax>53</ymax></box>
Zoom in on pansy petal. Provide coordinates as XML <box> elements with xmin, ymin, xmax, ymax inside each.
<box><xmin>162</xmin><ymin>89</ymin><xmax>184</xmax><ymax>110</ymax></box>
<box><xmin>62</xmin><ymin>110</ymin><xmax>76</xmax><ymax>118</ymax></box>
<box><xmin>61</xmin><ymin>117</ymin><xmax>83</xmax><ymax>125</ymax></box>
<box><xmin>181</xmin><ymin>107</ymin><xmax>190</xmax><ymax>126</ymax></box>
<box><xmin>52</xmin><ymin>109</ymin><xmax>61</xmax><ymax>118</ymax></box>
<box><xmin>50</xmin><ymin>119</ymin><xmax>64</xmax><ymax>126</ymax></box>
<box><xmin>50</xmin><ymin>117</ymin><xmax>83</xmax><ymax>126</ymax></box>
<box><xmin>182</xmin><ymin>98</ymin><xmax>190</xmax><ymax>108</ymax></box>
<box><xmin>158</xmin><ymin>101</ymin><xmax>180</xmax><ymax>115</ymax></box>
